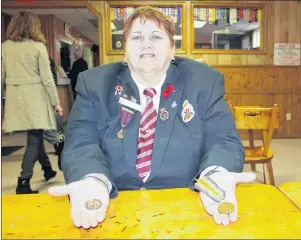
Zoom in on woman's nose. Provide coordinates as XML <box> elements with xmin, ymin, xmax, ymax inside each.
<box><xmin>140</xmin><ymin>38</ymin><xmax>153</xmax><ymax>49</ymax></box>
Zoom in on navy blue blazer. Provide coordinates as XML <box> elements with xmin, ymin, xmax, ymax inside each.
<box><xmin>62</xmin><ymin>57</ymin><xmax>244</xmax><ymax>198</ymax></box>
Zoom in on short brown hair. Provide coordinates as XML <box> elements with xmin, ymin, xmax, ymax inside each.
<box><xmin>6</xmin><ymin>11</ymin><xmax>46</xmax><ymax>44</ymax></box>
<box><xmin>122</xmin><ymin>6</ymin><xmax>175</xmax><ymax>47</ymax></box>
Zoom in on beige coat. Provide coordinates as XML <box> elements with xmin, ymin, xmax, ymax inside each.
<box><xmin>2</xmin><ymin>40</ymin><xmax>59</xmax><ymax>132</ymax></box>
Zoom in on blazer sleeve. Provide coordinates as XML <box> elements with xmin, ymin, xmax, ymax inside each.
<box><xmin>189</xmin><ymin>73</ymin><xmax>245</xmax><ymax>189</ymax></box>
<box><xmin>62</xmin><ymin>72</ymin><xmax>118</xmax><ymax>198</ymax></box>
<box><xmin>38</xmin><ymin>44</ymin><xmax>59</xmax><ymax>106</ymax></box>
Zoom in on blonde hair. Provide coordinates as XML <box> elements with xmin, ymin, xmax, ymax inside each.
<box><xmin>122</xmin><ymin>6</ymin><xmax>175</xmax><ymax>47</ymax></box>
<box><xmin>6</xmin><ymin>11</ymin><xmax>46</xmax><ymax>44</ymax></box>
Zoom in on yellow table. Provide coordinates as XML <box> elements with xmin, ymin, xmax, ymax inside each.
<box><xmin>2</xmin><ymin>184</ymin><xmax>301</xmax><ymax>239</ymax></box>
<box><xmin>278</xmin><ymin>182</ymin><xmax>301</xmax><ymax>210</ymax></box>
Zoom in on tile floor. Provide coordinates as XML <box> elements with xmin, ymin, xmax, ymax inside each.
<box><xmin>1</xmin><ymin>132</ymin><xmax>301</xmax><ymax>195</ymax></box>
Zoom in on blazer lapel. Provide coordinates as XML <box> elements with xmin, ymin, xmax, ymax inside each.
<box><xmin>147</xmin><ymin>64</ymin><xmax>183</xmax><ymax>183</ymax></box>
<box><xmin>117</xmin><ymin>68</ymin><xmax>141</xmax><ymax>181</ymax></box>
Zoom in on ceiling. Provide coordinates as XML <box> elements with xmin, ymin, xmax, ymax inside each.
<box><xmin>1</xmin><ymin>8</ymin><xmax>99</xmax><ymax>44</ymax></box>
<box><xmin>195</xmin><ymin>19</ymin><xmax>260</xmax><ymax>43</ymax></box>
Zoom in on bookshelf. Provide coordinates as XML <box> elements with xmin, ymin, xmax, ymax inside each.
<box><xmin>191</xmin><ymin>2</ymin><xmax>266</xmax><ymax>54</ymax></box>
<box><xmin>105</xmin><ymin>1</ymin><xmax>187</xmax><ymax>55</ymax></box>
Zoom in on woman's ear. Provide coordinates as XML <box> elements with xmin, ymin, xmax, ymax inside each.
<box><xmin>171</xmin><ymin>45</ymin><xmax>176</xmax><ymax>63</ymax></box>
<box><xmin>123</xmin><ymin>57</ymin><xmax>128</xmax><ymax>67</ymax></box>
<box><xmin>171</xmin><ymin>44</ymin><xmax>176</xmax><ymax>60</ymax></box>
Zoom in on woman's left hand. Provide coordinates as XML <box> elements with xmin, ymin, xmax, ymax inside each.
<box><xmin>199</xmin><ymin>171</ymin><xmax>256</xmax><ymax>226</ymax></box>
<box><xmin>54</xmin><ymin>104</ymin><xmax>63</xmax><ymax>116</ymax></box>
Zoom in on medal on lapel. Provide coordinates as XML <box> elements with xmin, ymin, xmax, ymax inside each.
<box><xmin>118</xmin><ymin>106</ymin><xmax>134</xmax><ymax>139</ymax></box>
<box><xmin>160</xmin><ymin>108</ymin><xmax>169</xmax><ymax>121</ymax></box>
<box><xmin>115</xmin><ymin>85</ymin><xmax>124</xmax><ymax>95</ymax></box>
<box><xmin>117</xmin><ymin>129</ymin><xmax>124</xmax><ymax>139</ymax></box>
<box><xmin>182</xmin><ymin>100</ymin><xmax>195</xmax><ymax>123</ymax></box>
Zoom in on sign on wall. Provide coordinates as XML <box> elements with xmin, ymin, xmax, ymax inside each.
<box><xmin>274</xmin><ymin>43</ymin><xmax>300</xmax><ymax>66</ymax></box>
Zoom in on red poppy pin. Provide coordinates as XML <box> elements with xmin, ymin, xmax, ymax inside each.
<box><xmin>163</xmin><ymin>85</ymin><xmax>175</xmax><ymax>98</ymax></box>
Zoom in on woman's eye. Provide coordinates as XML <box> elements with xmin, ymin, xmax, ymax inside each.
<box><xmin>132</xmin><ymin>36</ymin><xmax>142</xmax><ymax>40</ymax></box>
<box><xmin>152</xmin><ymin>35</ymin><xmax>163</xmax><ymax>41</ymax></box>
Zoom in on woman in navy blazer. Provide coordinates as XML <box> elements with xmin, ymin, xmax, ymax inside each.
<box><xmin>49</xmin><ymin>6</ymin><xmax>255</xmax><ymax>229</ymax></box>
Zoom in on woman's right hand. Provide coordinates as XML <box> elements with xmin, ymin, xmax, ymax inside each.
<box><xmin>48</xmin><ymin>178</ymin><xmax>110</xmax><ymax>229</ymax></box>
<box><xmin>55</xmin><ymin>104</ymin><xmax>63</xmax><ymax>116</ymax></box>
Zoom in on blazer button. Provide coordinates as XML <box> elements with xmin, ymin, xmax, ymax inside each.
<box><xmin>140</xmin><ymin>187</ymin><xmax>146</xmax><ymax>190</ymax></box>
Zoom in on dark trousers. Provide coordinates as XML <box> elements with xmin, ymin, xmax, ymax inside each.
<box><xmin>43</xmin><ymin>114</ymin><xmax>62</xmax><ymax>145</ymax></box>
<box><xmin>20</xmin><ymin>129</ymin><xmax>51</xmax><ymax>179</ymax></box>
<box><xmin>72</xmin><ymin>90</ymin><xmax>77</xmax><ymax>102</ymax></box>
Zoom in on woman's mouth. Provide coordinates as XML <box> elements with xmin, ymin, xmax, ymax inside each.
<box><xmin>140</xmin><ymin>54</ymin><xmax>155</xmax><ymax>58</ymax></box>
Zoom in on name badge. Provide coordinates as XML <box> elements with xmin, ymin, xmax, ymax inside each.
<box><xmin>119</xmin><ymin>97</ymin><xmax>141</xmax><ymax>112</ymax></box>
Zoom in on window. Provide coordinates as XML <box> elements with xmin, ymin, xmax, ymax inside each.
<box><xmin>191</xmin><ymin>3</ymin><xmax>265</xmax><ymax>54</ymax></box>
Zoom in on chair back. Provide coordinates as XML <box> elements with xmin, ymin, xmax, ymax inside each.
<box><xmin>231</xmin><ymin>104</ymin><xmax>280</xmax><ymax>157</ymax></box>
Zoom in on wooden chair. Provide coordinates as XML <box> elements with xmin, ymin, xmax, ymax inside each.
<box><xmin>230</xmin><ymin>104</ymin><xmax>280</xmax><ymax>185</ymax></box>
<box><xmin>225</xmin><ymin>97</ymin><xmax>259</xmax><ymax>172</ymax></box>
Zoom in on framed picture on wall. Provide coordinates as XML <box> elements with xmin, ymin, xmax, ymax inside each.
<box><xmin>106</xmin><ymin>1</ymin><xmax>187</xmax><ymax>55</ymax></box>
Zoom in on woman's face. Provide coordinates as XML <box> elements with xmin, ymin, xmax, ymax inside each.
<box><xmin>125</xmin><ymin>18</ymin><xmax>175</xmax><ymax>74</ymax></box>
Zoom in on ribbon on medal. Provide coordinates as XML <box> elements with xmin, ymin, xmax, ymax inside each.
<box><xmin>117</xmin><ymin>106</ymin><xmax>134</xmax><ymax>139</ymax></box>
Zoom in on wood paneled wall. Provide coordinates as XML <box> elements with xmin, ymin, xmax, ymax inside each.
<box><xmin>218</xmin><ymin>66</ymin><xmax>301</xmax><ymax>138</ymax></box>
<box><xmin>39</xmin><ymin>15</ymin><xmax>56</xmax><ymax>59</ymax></box>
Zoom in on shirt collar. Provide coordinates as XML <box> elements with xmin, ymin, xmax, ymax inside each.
<box><xmin>131</xmin><ymin>73</ymin><xmax>167</xmax><ymax>93</ymax></box>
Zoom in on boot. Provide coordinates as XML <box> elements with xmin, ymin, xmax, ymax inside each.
<box><xmin>16</xmin><ymin>177</ymin><xmax>39</xmax><ymax>194</ymax></box>
<box><xmin>42</xmin><ymin>166</ymin><xmax>57</xmax><ymax>182</ymax></box>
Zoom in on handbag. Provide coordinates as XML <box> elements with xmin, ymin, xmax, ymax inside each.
<box><xmin>55</xmin><ymin>113</ymin><xmax>66</xmax><ymax>143</ymax></box>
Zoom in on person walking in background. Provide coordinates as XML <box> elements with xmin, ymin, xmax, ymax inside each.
<box><xmin>43</xmin><ymin>57</ymin><xmax>65</xmax><ymax>170</ymax></box>
<box><xmin>68</xmin><ymin>47</ymin><xmax>88</xmax><ymax>101</ymax></box>
<box><xmin>1</xmin><ymin>12</ymin><xmax>63</xmax><ymax>194</ymax></box>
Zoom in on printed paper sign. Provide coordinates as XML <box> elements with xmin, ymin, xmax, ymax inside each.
<box><xmin>274</xmin><ymin>43</ymin><xmax>300</xmax><ymax>66</ymax></box>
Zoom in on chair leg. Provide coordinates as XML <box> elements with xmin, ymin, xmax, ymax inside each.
<box><xmin>263</xmin><ymin>161</ymin><xmax>275</xmax><ymax>186</ymax></box>
<box><xmin>250</xmin><ymin>163</ymin><xmax>256</xmax><ymax>171</ymax></box>
<box><xmin>263</xmin><ymin>164</ymin><xmax>266</xmax><ymax>184</ymax></box>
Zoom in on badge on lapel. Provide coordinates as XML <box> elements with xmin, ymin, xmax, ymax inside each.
<box><xmin>115</xmin><ymin>85</ymin><xmax>123</xmax><ymax>95</ymax></box>
<box><xmin>131</xmin><ymin>96</ymin><xmax>137</xmax><ymax>103</ymax></box>
<box><xmin>163</xmin><ymin>85</ymin><xmax>175</xmax><ymax>98</ymax></box>
<box><xmin>118</xmin><ymin>106</ymin><xmax>134</xmax><ymax>139</ymax></box>
<box><xmin>119</xmin><ymin>97</ymin><xmax>141</xmax><ymax>112</ymax></box>
<box><xmin>172</xmin><ymin>101</ymin><xmax>177</xmax><ymax>108</ymax></box>
<box><xmin>182</xmin><ymin>100</ymin><xmax>195</xmax><ymax>123</ymax></box>
<box><xmin>160</xmin><ymin>108</ymin><xmax>169</xmax><ymax>121</ymax></box>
